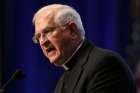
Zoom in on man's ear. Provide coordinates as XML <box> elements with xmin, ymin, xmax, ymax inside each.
<box><xmin>68</xmin><ymin>22</ymin><xmax>79</xmax><ymax>39</ymax></box>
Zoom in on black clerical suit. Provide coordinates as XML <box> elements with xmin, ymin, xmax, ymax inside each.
<box><xmin>54</xmin><ymin>40</ymin><xmax>137</xmax><ymax>93</ymax></box>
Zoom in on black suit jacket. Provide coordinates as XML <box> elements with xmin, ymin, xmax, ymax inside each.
<box><xmin>54</xmin><ymin>40</ymin><xmax>137</xmax><ymax>93</ymax></box>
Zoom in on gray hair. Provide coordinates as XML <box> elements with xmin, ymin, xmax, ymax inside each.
<box><xmin>33</xmin><ymin>4</ymin><xmax>85</xmax><ymax>40</ymax></box>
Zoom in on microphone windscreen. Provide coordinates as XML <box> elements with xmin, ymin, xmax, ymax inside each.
<box><xmin>12</xmin><ymin>69</ymin><xmax>25</xmax><ymax>80</ymax></box>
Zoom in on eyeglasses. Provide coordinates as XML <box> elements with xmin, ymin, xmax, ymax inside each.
<box><xmin>32</xmin><ymin>26</ymin><xmax>58</xmax><ymax>44</ymax></box>
<box><xmin>32</xmin><ymin>23</ymin><xmax>69</xmax><ymax>44</ymax></box>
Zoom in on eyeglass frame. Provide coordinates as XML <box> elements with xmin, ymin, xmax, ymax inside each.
<box><xmin>32</xmin><ymin>24</ymin><xmax>69</xmax><ymax>44</ymax></box>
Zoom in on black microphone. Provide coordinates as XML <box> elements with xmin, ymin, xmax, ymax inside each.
<box><xmin>0</xmin><ymin>69</ymin><xmax>25</xmax><ymax>93</ymax></box>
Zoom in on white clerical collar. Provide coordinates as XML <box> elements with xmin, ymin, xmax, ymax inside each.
<box><xmin>62</xmin><ymin>39</ymin><xmax>84</xmax><ymax>70</ymax></box>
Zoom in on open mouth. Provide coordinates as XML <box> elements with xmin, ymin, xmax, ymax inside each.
<box><xmin>46</xmin><ymin>44</ymin><xmax>55</xmax><ymax>53</ymax></box>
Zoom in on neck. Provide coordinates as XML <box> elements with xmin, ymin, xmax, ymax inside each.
<box><xmin>62</xmin><ymin>38</ymin><xmax>85</xmax><ymax>70</ymax></box>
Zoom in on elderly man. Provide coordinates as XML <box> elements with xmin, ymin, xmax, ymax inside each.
<box><xmin>32</xmin><ymin>4</ymin><xmax>137</xmax><ymax>93</ymax></box>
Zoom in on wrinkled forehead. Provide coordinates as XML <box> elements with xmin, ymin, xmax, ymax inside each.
<box><xmin>35</xmin><ymin>10</ymin><xmax>55</xmax><ymax>24</ymax></box>
<box><xmin>34</xmin><ymin>6</ymin><xmax>64</xmax><ymax>33</ymax></box>
<box><xmin>34</xmin><ymin>10</ymin><xmax>58</xmax><ymax>32</ymax></box>
<box><xmin>34</xmin><ymin>5</ymin><xmax>64</xmax><ymax>24</ymax></box>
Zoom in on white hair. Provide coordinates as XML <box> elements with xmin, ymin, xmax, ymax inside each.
<box><xmin>33</xmin><ymin>4</ymin><xmax>85</xmax><ymax>39</ymax></box>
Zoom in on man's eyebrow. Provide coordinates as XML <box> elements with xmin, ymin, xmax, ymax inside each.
<box><xmin>35</xmin><ymin>26</ymin><xmax>55</xmax><ymax>35</ymax></box>
<box><xmin>43</xmin><ymin>26</ymin><xmax>56</xmax><ymax>30</ymax></box>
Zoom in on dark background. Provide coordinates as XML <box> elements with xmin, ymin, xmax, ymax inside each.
<box><xmin>0</xmin><ymin>0</ymin><xmax>134</xmax><ymax>93</ymax></box>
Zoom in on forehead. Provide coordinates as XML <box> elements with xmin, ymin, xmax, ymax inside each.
<box><xmin>34</xmin><ymin>10</ymin><xmax>57</xmax><ymax>33</ymax></box>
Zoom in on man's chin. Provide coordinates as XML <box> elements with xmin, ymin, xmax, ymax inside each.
<box><xmin>49</xmin><ymin>59</ymin><xmax>64</xmax><ymax>67</ymax></box>
<box><xmin>53</xmin><ymin>63</ymin><xmax>62</xmax><ymax>67</ymax></box>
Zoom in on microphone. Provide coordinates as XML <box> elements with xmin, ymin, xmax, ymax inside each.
<box><xmin>0</xmin><ymin>69</ymin><xmax>25</xmax><ymax>93</ymax></box>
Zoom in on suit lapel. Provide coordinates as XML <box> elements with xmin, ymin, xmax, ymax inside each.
<box><xmin>54</xmin><ymin>74</ymin><xmax>65</xmax><ymax>93</ymax></box>
<box><xmin>66</xmin><ymin>66</ymin><xmax>83</xmax><ymax>93</ymax></box>
<box><xmin>65</xmin><ymin>40</ymin><xmax>94</xmax><ymax>93</ymax></box>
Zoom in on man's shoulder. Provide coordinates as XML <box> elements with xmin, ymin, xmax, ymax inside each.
<box><xmin>84</xmin><ymin>44</ymin><xmax>127</xmax><ymax>71</ymax></box>
<box><xmin>81</xmin><ymin>40</ymin><xmax>127</xmax><ymax>70</ymax></box>
<box><xmin>83</xmin><ymin>40</ymin><xmax>122</xmax><ymax>60</ymax></box>
<box><xmin>88</xmin><ymin>44</ymin><xmax>123</xmax><ymax>61</ymax></box>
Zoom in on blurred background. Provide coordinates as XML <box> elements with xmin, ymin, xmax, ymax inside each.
<box><xmin>0</xmin><ymin>0</ymin><xmax>140</xmax><ymax>93</ymax></box>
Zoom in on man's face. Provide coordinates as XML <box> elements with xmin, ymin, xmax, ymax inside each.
<box><xmin>34</xmin><ymin>12</ymin><xmax>78</xmax><ymax>66</ymax></box>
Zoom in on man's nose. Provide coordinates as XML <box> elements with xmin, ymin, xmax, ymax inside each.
<box><xmin>39</xmin><ymin>34</ymin><xmax>48</xmax><ymax>45</ymax></box>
